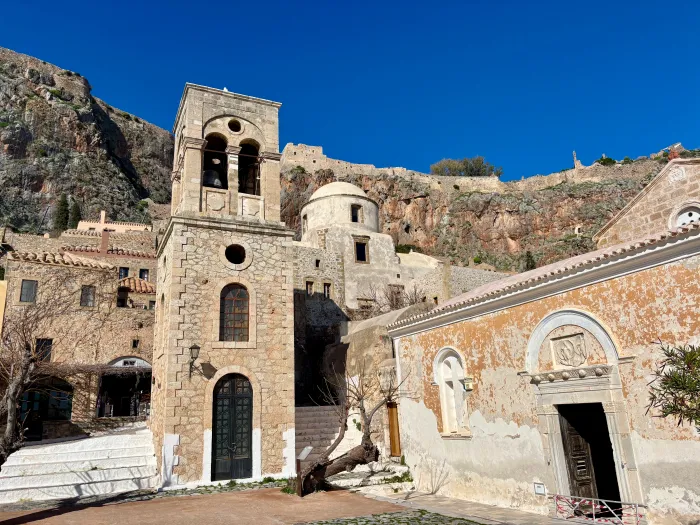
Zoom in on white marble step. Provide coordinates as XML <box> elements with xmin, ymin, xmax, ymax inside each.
<box><xmin>0</xmin><ymin>465</ymin><xmax>157</xmax><ymax>490</ymax></box>
<box><xmin>0</xmin><ymin>455</ymin><xmax>155</xmax><ymax>476</ymax></box>
<box><xmin>12</xmin><ymin>432</ymin><xmax>151</xmax><ymax>455</ymax></box>
<box><xmin>0</xmin><ymin>475</ymin><xmax>158</xmax><ymax>504</ymax></box>
<box><xmin>4</xmin><ymin>446</ymin><xmax>154</xmax><ymax>465</ymax></box>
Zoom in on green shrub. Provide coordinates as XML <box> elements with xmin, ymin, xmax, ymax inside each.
<box><xmin>48</xmin><ymin>88</ymin><xmax>62</xmax><ymax>98</ymax></box>
<box><xmin>395</xmin><ymin>244</ymin><xmax>422</xmax><ymax>254</ymax></box>
<box><xmin>121</xmin><ymin>112</ymin><xmax>132</xmax><ymax>121</ymax></box>
<box><xmin>596</xmin><ymin>156</ymin><xmax>616</xmax><ymax>166</ymax></box>
<box><xmin>0</xmin><ymin>122</ymin><xmax>9</xmax><ymax>128</ymax></box>
<box><xmin>37</xmin><ymin>148</ymin><xmax>47</xmax><ymax>157</ymax></box>
<box><xmin>622</xmin><ymin>156</ymin><xmax>632</xmax><ymax>164</ymax></box>
<box><xmin>261</xmin><ymin>476</ymin><xmax>276</xmax><ymax>483</ymax></box>
<box><xmin>431</xmin><ymin>156</ymin><xmax>503</xmax><ymax>178</ymax></box>
<box><xmin>473</xmin><ymin>255</ymin><xmax>482</xmax><ymax>264</ymax></box>
<box><xmin>281</xmin><ymin>478</ymin><xmax>297</xmax><ymax>495</ymax></box>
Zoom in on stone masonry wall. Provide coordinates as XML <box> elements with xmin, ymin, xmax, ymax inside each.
<box><xmin>151</xmin><ymin>216</ymin><xmax>295</xmax><ymax>484</ymax></box>
<box><xmin>3</xmin><ymin>258</ymin><xmax>154</xmax><ymax>422</ymax></box>
<box><xmin>597</xmin><ymin>160</ymin><xmax>700</xmax><ymax>247</ymax></box>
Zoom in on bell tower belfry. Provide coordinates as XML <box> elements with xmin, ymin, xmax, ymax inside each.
<box><xmin>152</xmin><ymin>85</ymin><xmax>295</xmax><ymax>486</ymax></box>
<box><xmin>170</xmin><ymin>84</ymin><xmax>283</xmax><ymax>221</ymax></box>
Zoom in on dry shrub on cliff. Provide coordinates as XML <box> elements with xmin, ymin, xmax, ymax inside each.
<box><xmin>430</xmin><ymin>156</ymin><xmax>503</xmax><ymax>178</ymax></box>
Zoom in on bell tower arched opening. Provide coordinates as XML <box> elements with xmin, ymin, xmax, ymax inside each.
<box><xmin>202</xmin><ymin>134</ymin><xmax>228</xmax><ymax>189</ymax></box>
<box><xmin>238</xmin><ymin>141</ymin><xmax>260</xmax><ymax>196</ymax></box>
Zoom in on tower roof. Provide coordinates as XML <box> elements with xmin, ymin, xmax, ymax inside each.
<box><xmin>308</xmin><ymin>182</ymin><xmax>368</xmax><ymax>202</ymax></box>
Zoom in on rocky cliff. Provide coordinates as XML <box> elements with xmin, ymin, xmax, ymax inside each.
<box><xmin>0</xmin><ymin>47</ymin><xmax>173</xmax><ymax>232</ymax></box>
<box><xmin>1</xmin><ymin>47</ymin><xmax>666</xmax><ymax>270</ymax></box>
<box><xmin>280</xmin><ymin>148</ymin><xmax>664</xmax><ymax>270</ymax></box>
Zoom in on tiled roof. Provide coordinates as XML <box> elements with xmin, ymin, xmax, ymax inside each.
<box><xmin>62</xmin><ymin>245</ymin><xmax>156</xmax><ymax>258</ymax></box>
<box><xmin>388</xmin><ymin>222</ymin><xmax>700</xmax><ymax>330</ymax></box>
<box><xmin>118</xmin><ymin>276</ymin><xmax>156</xmax><ymax>294</ymax></box>
<box><xmin>7</xmin><ymin>251</ymin><xmax>115</xmax><ymax>270</ymax></box>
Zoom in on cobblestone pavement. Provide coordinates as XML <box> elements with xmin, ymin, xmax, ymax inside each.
<box><xmin>300</xmin><ymin>510</ymin><xmax>479</xmax><ymax>524</ymax></box>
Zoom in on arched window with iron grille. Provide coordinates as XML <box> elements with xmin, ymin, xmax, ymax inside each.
<box><xmin>220</xmin><ymin>284</ymin><xmax>249</xmax><ymax>341</ymax></box>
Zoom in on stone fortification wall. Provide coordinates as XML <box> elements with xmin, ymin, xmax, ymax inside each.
<box><xmin>282</xmin><ymin>143</ymin><xmax>661</xmax><ymax>194</ymax></box>
<box><xmin>449</xmin><ymin>265</ymin><xmax>509</xmax><ymax>296</ymax></box>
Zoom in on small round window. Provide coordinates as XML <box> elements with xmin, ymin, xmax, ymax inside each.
<box><xmin>676</xmin><ymin>207</ymin><xmax>700</xmax><ymax>227</ymax></box>
<box><xmin>228</xmin><ymin>119</ymin><xmax>241</xmax><ymax>133</ymax></box>
<box><xmin>225</xmin><ymin>244</ymin><xmax>246</xmax><ymax>265</ymax></box>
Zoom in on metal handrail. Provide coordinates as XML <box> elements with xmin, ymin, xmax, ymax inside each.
<box><xmin>554</xmin><ymin>494</ymin><xmax>647</xmax><ymax>525</ymax></box>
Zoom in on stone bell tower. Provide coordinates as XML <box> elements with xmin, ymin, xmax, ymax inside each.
<box><xmin>152</xmin><ymin>84</ymin><xmax>295</xmax><ymax>486</ymax></box>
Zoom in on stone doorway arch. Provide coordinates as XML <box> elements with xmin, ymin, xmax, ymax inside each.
<box><xmin>525</xmin><ymin>309</ymin><xmax>643</xmax><ymax>503</ymax></box>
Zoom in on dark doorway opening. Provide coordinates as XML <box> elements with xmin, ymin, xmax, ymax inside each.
<box><xmin>238</xmin><ymin>142</ymin><xmax>260</xmax><ymax>195</ymax></box>
<box><xmin>212</xmin><ymin>374</ymin><xmax>253</xmax><ymax>480</ymax></box>
<box><xmin>203</xmin><ymin>134</ymin><xmax>228</xmax><ymax>189</ymax></box>
<box><xmin>97</xmin><ymin>372</ymin><xmax>151</xmax><ymax>417</ymax></box>
<box><xmin>558</xmin><ymin>403</ymin><xmax>621</xmax><ymax>502</ymax></box>
<box><xmin>19</xmin><ymin>377</ymin><xmax>73</xmax><ymax>441</ymax></box>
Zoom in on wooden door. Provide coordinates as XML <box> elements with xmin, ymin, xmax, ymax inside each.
<box><xmin>387</xmin><ymin>402</ymin><xmax>401</xmax><ymax>457</ymax></box>
<box><xmin>559</xmin><ymin>411</ymin><xmax>597</xmax><ymax>499</ymax></box>
<box><xmin>212</xmin><ymin>375</ymin><xmax>253</xmax><ymax>481</ymax></box>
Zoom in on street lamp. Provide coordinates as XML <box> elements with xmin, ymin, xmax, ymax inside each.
<box><xmin>189</xmin><ymin>343</ymin><xmax>200</xmax><ymax>378</ymax></box>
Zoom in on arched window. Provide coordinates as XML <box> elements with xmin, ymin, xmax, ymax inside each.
<box><xmin>203</xmin><ymin>134</ymin><xmax>228</xmax><ymax>189</ymax></box>
<box><xmin>435</xmin><ymin>348</ymin><xmax>468</xmax><ymax>435</ymax></box>
<box><xmin>238</xmin><ymin>141</ymin><xmax>260</xmax><ymax>196</ymax></box>
<box><xmin>675</xmin><ymin>206</ymin><xmax>700</xmax><ymax>227</ymax></box>
<box><xmin>220</xmin><ymin>284</ymin><xmax>249</xmax><ymax>341</ymax></box>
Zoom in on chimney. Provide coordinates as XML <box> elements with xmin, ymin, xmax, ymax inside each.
<box><xmin>100</xmin><ymin>230</ymin><xmax>110</xmax><ymax>254</ymax></box>
<box><xmin>100</xmin><ymin>210</ymin><xmax>107</xmax><ymax>225</ymax></box>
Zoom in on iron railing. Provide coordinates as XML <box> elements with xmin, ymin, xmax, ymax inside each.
<box><xmin>554</xmin><ymin>494</ymin><xmax>646</xmax><ymax>525</ymax></box>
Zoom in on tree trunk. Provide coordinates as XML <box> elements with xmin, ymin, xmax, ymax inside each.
<box><xmin>302</xmin><ymin>438</ymin><xmax>379</xmax><ymax>494</ymax></box>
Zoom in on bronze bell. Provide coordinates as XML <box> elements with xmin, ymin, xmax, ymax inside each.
<box><xmin>202</xmin><ymin>169</ymin><xmax>224</xmax><ymax>188</ymax></box>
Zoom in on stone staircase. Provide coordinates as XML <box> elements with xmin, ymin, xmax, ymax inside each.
<box><xmin>0</xmin><ymin>426</ymin><xmax>158</xmax><ymax>504</ymax></box>
<box><xmin>295</xmin><ymin>406</ymin><xmax>348</xmax><ymax>469</ymax></box>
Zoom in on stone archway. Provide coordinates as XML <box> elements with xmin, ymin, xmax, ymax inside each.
<box><xmin>525</xmin><ymin>309</ymin><xmax>643</xmax><ymax>503</ymax></box>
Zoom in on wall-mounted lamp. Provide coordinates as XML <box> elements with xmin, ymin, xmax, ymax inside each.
<box><xmin>189</xmin><ymin>343</ymin><xmax>200</xmax><ymax>378</ymax></box>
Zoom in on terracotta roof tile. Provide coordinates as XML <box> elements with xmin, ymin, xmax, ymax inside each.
<box><xmin>61</xmin><ymin>245</ymin><xmax>156</xmax><ymax>258</ymax></box>
<box><xmin>118</xmin><ymin>276</ymin><xmax>156</xmax><ymax>294</ymax></box>
<box><xmin>7</xmin><ymin>251</ymin><xmax>115</xmax><ymax>270</ymax></box>
<box><xmin>389</xmin><ymin>222</ymin><xmax>700</xmax><ymax>330</ymax></box>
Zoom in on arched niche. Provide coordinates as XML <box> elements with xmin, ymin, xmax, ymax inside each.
<box><xmin>526</xmin><ymin>309</ymin><xmax>619</xmax><ymax>374</ymax></box>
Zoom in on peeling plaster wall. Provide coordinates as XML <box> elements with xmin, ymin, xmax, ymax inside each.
<box><xmin>396</xmin><ymin>254</ymin><xmax>700</xmax><ymax>524</ymax></box>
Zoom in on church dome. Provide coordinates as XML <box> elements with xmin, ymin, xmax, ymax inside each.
<box><xmin>308</xmin><ymin>182</ymin><xmax>368</xmax><ymax>202</ymax></box>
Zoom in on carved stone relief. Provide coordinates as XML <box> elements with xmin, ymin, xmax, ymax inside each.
<box><xmin>537</xmin><ymin>325</ymin><xmax>607</xmax><ymax>371</ymax></box>
<box><xmin>551</xmin><ymin>333</ymin><xmax>587</xmax><ymax>367</ymax></box>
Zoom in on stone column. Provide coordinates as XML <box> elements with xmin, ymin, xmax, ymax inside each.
<box><xmin>180</xmin><ymin>137</ymin><xmax>206</xmax><ymax>215</ymax></box>
<box><xmin>260</xmin><ymin>151</ymin><xmax>282</xmax><ymax>222</ymax></box>
<box><xmin>170</xmin><ymin>170</ymin><xmax>182</xmax><ymax>215</ymax></box>
<box><xmin>226</xmin><ymin>145</ymin><xmax>241</xmax><ymax>216</ymax></box>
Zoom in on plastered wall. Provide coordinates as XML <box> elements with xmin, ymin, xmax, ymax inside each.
<box><xmin>396</xmin><ymin>255</ymin><xmax>700</xmax><ymax>524</ymax></box>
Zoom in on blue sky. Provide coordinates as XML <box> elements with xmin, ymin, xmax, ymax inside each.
<box><xmin>2</xmin><ymin>1</ymin><xmax>698</xmax><ymax>180</ymax></box>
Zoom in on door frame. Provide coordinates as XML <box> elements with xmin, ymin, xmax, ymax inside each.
<box><xmin>533</xmin><ymin>368</ymin><xmax>642</xmax><ymax>503</ymax></box>
<box><xmin>203</xmin><ymin>365</ymin><xmax>262</xmax><ymax>483</ymax></box>
<box><xmin>211</xmin><ymin>374</ymin><xmax>253</xmax><ymax>481</ymax></box>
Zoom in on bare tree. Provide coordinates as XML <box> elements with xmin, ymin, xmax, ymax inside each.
<box><xmin>352</xmin><ymin>282</ymin><xmax>425</xmax><ymax>320</ymax></box>
<box><xmin>0</xmin><ymin>266</ymin><xmax>119</xmax><ymax>469</ymax></box>
<box><xmin>300</xmin><ymin>361</ymin><xmax>407</xmax><ymax>494</ymax></box>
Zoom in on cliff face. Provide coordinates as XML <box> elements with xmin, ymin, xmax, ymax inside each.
<box><xmin>0</xmin><ymin>47</ymin><xmax>173</xmax><ymax>232</ymax></box>
<box><xmin>0</xmin><ymin>47</ymin><xmax>665</xmax><ymax>271</ymax></box>
<box><xmin>280</xmin><ymin>150</ymin><xmax>663</xmax><ymax>270</ymax></box>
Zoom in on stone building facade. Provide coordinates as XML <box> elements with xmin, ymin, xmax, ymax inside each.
<box><xmin>150</xmin><ymin>84</ymin><xmax>295</xmax><ymax>486</ymax></box>
<box><xmin>1</xmin><ymin>245</ymin><xmax>155</xmax><ymax>439</ymax></box>
<box><xmin>595</xmin><ymin>158</ymin><xmax>700</xmax><ymax>247</ymax></box>
<box><xmin>387</xmin><ymin>159</ymin><xmax>700</xmax><ymax>525</ymax></box>
<box><xmin>291</xmin><ymin>181</ymin><xmax>504</xmax><ymax>403</ymax></box>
